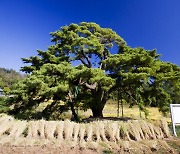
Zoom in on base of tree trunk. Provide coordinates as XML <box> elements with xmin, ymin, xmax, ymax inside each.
<box><xmin>91</xmin><ymin>108</ymin><xmax>103</xmax><ymax>118</ymax></box>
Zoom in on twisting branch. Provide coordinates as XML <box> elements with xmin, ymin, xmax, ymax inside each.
<box><xmin>68</xmin><ymin>91</ymin><xmax>74</xmax><ymax>102</ymax></box>
<box><xmin>99</xmin><ymin>48</ymin><xmax>109</xmax><ymax>70</ymax></box>
<box><xmin>81</xmin><ymin>50</ymin><xmax>92</xmax><ymax>68</ymax></box>
<box><xmin>79</xmin><ymin>78</ymin><xmax>97</xmax><ymax>90</ymax></box>
<box><xmin>79</xmin><ymin>58</ymin><xmax>90</xmax><ymax>67</ymax></box>
<box><xmin>85</xmin><ymin>82</ymin><xmax>97</xmax><ymax>90</ymax></box>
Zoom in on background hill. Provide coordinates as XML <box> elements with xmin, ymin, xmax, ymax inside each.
<box><xmin>0</xmin><ymin>67</ymin><xmax>25</xmax><ymax>92</ymax></box>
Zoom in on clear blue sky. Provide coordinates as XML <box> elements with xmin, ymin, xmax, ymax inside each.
<box><xmin>0</xmin><ymin>0</ymin><xmax>180</xmax><ymax>71</ymax></box>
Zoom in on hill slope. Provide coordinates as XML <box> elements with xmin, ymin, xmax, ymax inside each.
<box><xmin>0</xmin><ymin>67</ymin><xmax>25</xmax><ymax>91</ymax></box>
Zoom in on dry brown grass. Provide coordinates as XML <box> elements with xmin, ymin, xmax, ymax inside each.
<box><xmin>0</xmin><ymin>114</ymin><xmax>179</xmax><ymax>153</ymax></box>
<box><xmin>34</xmin><ymin>100</ymin><xmax>170</xmax><ymax>122</ymax></box>
<box><xmin>0</xmin><ymin>114</ymin><xmax>171</xmax><ymax>143</ymax></box>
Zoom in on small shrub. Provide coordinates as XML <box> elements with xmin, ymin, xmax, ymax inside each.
<box><xmin>102</xmin><ymin>149</ymin><xmax>113</xmax><ymax>154</ymax></box>
<box><xmin>0</xmin><ymin>96</ymin><xmax>9</xmax><ymax>113</ymax></box>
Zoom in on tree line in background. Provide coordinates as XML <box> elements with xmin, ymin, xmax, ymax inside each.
<box><xmin>0</xmin><ymin>68</ymin><xmax>25</xmax><ymax>113</ymax></box>
<box><xmin>2</xmin><ymin>22</ymin><xmax>179</xmax><ymax>121</ymax></box>
<box><xmin>0</xmin><ymin>68</ymin><xmax>25</xmax><ymax>93</ymax></box>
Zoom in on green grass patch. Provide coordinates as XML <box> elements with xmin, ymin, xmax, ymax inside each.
<box><xmin>169</xmin><ymin>125</ymin><xmax>180</xmax><ymax>137</ymax></box>
<box><xmin>167</xmin><ymin>139</ymin><xmax>180</xmax><ymax>153</ymax></box>
<box><xmin>176</xmin><ymin>126</ymin><xmax>180</xmax><ymax>137</ymax></box>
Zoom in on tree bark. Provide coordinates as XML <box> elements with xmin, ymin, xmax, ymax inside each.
<box><xmin>68</xmin><ymin>92</ymin><xmax>79</xmax><ymax>121</ymax></box>
<box><xmin>90</xmin><ymin>90</ymin><xmax>108</xmax><ymax>118</ymax></box>
<box><xmin>91</xmin><ymin>107</ymin><xmax>103</xmax><ymax>118</ymax></box>
<box><xmin>69</xmin><ymin>101</ymin><xmax>79</xmax><ymax>121</ymax></box>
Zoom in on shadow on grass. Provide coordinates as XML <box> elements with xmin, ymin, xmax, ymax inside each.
<box><xmin>82</xmin><ymin>116</ymin><xmax>133</xmax><ymax>123</ymax></box>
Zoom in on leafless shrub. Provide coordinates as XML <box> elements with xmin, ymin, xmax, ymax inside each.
<box><xmin>44</xmin><ymin>121</ymin><xmax>57</xmax><ymax>139</ymax></box>
<box><xmin>73</xmin><ymin>123</ymin><xmax>80</xmax><ymax>142</ymax></box>
<box><xmin>106</xmin><ymin>121</ymin><xmax>117</xmax><ymax>142</ymax></box>
<box><xmin>63</xmin><ymin>120</ymin><xmax>75</xmax><ymax>141</ymax></box>
<box><xmin>56</xmin><ymin>121</ymin><xmax>64</xmax><ymax>141</ymax></box>
<box><xmin>79</xmin><ymin>124</ymin><xmax>86</xmax><ymax>142</ymax></box>
<box><xmin>0</xmin><ymin>120</ymin><xmax>13</xmax><ymax>136</ymax></box>
<box><xmin>98</xmin><ymin>121</ymin><xmax>108</xmax><ymax>142</ymax></box>
<box><xmin>38</xmin><ymin>119</ymin><xmax>45</xmax><ymax>138</ymax></box>
<box><xmin>119</xmin><ymin>122</ymin><xmax>131</xmax><ymax>140</ymax></box>
<box><xmin>159</xmin><ymin>119</ymin><xmax>171</xmax><ymax>138</ymax></box>
<box><xmin>9</xmin><ymin>120</ymin><xmax>27</xmax><ymax>138</ymax></box>
<box><xmin>27</xmin><ymin>121</ymin><xmax>39</xmax><ymax>138</ymax></box>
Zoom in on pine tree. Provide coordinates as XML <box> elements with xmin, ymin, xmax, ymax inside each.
<box><xmin>9</xmin><ymin>22</ymin><xmax>180</xmax><ymax>119</ymax></box>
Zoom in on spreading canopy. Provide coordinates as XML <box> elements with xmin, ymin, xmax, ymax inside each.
<box><xmin>9</xmin><ymin>22</ymin><xmax>180</xmax><ymax>119</ymax></box>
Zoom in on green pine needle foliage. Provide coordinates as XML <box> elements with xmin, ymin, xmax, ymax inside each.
<box><xmin>7</xmin><ymin>22</ymin><xmax>180</xmax><ymax>120</ymax></box>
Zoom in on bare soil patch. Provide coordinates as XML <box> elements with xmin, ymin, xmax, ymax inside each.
<box><xmin>0</xmin><ymin>139</ymin><xmax>179</xmax><ymax>154</ymax></box>
<box><xmin>0</xmin><ymin>145</ymin><xmax>97</xmax><ymax>154</ymax></box>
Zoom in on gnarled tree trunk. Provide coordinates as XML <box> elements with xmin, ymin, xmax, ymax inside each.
<box><xmin>91</xmin><ymin>106</ymin><xmax>103</xmax><ymax>117</ymax></box>
<box><xmin>90</xmin><ymin>90</ymin><xmax>108</xmax><ymax>118</ymax></box>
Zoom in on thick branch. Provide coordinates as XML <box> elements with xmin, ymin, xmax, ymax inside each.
<box><xmin>79</xmin><ymin>79</ymin><xmax>97</xmax><ymax>90</ymax></box>
<box><xmin>99</xmin><ymin>49</ymin><xmax>108</xmax><ymax>70</ymax></box>
<box><xmin>83</xmin><ymin>54</ymin><xmax>92</xmax><ymax>68</ymax></box>
<box><xmin>99</xmin><ymin>61</ymin><xmax>104</xmax><ymax>70</ymax></box>
<box><xmin>68</xmin><ymin>91</ymin><xmax>73</xmax><ymax>102</ymax></box>
<box><xmin>81</xmin><ymin>50</ymin><xmax>92</xmax><ymax>68</ymax></box>
<box><xmin>79</xmin><ymin>58</ymin><xmax>89</xmax><ymax>67</ymax></box>
<box><xmin>85</xmin><ymin>82</ymin><xmax>97</xmax><ymax>90</ymax></box>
